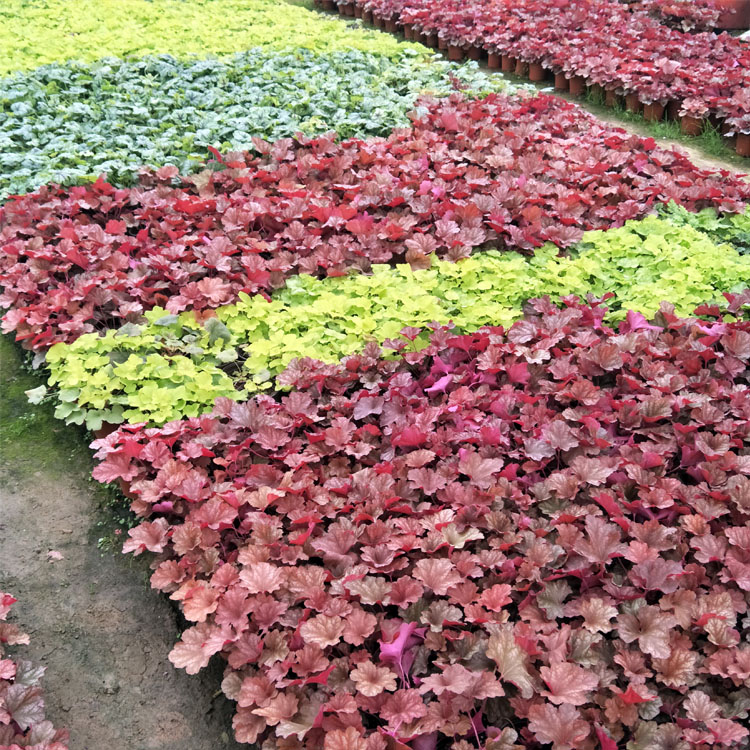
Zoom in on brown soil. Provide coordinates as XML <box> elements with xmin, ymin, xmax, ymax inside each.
<box><xmin>0</xmin><ymin>336</ymin><xmax>244</xmax><ymax>750</ymax></box>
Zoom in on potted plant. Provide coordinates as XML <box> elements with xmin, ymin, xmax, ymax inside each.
<box><xmin>448</xmin><ymin>44</ymin><xmax>464</xmax><ymax>60</ymax></box>
<box><xmin>638</xmin><ymin>83</ymin><xmax>671</xmax><ymax>121</ymax></box>
<box><xmin>384</xmin><ymin>14</ymin><xmax>399</xmax><ymax>33</ymax></box>
<box><xmin>679</xmin><ymin>97</ymin><xmax>709</xmax><ymax>135</ymax></box>
<box><xmin>717</xmin><ymin>89</ymin><xmax>750</xmax><ymax>157</ymax></box>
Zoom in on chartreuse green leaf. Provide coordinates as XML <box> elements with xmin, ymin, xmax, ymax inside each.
<box><xmin>0</xmin><ymin>0</ymin><xmax>420</xmax><ymax>76</ymax></box>
<box><xmin>43</xmin><ymin>216</ymin><xmax>750</xmax><ymax>428</ymax></box>
<box><xmin>0</xmin><ymin>49</ymin><xmax>509</xmax><ymax>199</ymax></box>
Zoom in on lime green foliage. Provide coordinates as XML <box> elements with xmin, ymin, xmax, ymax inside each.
<box><xmin>656</xmin><ymin>202</ymin><xmax>750</xmax><ymax>255</ymax></box>
<box><xmin>0</xmin><ymin>0</ymin><xmax>421</xmax><ymax>76</ymax></box>
<box><xmin>43</xmin><ymin>342</ymin><xmax>240</xmax><ymax>431</ymax></box>
<box><xmin>42</xmin><ymin>216</ymin><xmax>750</xmax><ymax>428</ymax></box>
<box><xmin>0</xmin><ymin>50</ymin><xmax>506</xmax><ymax>198</ymax></box>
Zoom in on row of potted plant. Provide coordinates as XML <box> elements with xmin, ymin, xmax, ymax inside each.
<box><xmin>318</xmin><ymin>0</ymin><xmax>750</xmax><ymax>157</ymax></box>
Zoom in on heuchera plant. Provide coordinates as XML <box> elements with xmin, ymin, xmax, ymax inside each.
<box><xmin>92</xmin><ymin>295</ymin><xmax>750</xmax><ymax>749</ymax></box>
<box><xmin>0</xmin><ymin>0</ymin><xmax>422</xmax><ymax>76</ymax></box>
<box><xmin>679</xmin><ymin>97</ymin><xmax>711</xmax><ymax>121</ymax></box>
<box><xmin>0</xmin><ymin>48</ymin><xmax>508</xmax><ymax>200</ymax></box>
<box><xmin>2</xmin><ymin>92</ymin><xmax>748</xmax><ymax>352</ymax></box>
<box><xmin>717</xmin><ymin>89</ymin><xmax>750</xmax><ymax>137</ymax></box>
<box><xmin>0</xmin><ymin>593</ymin><xmax>69</xmax><ymax>749</ymax></box>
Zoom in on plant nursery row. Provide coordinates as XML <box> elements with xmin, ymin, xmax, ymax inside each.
<box><xmin>31</xmin><ymin>213</ymin><xmax>750</xmax><ymax>428</ymax></box>
<box><xmin>95</xmin><ymin>296</ymin><xmax>750</xmax><ymax>749</ymax></box>
<box><xmin>2</xmin><ymin>93</ymin><xmax>748</xmax><ymax>351</ymax></box>
<box><xmin>318</xmin><ymin>0</ymin><xmax>750</xmax><ymax>155</ymax></box>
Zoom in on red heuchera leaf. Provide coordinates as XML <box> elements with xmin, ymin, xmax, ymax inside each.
<box><xmin>379</xmin><ymin>621</ymin><xmax>426</xmax><ymax>683</ymax></box>
<box><xmin>168</xmin><ymin>622</ymin><xmax>228</xmax><ymax>675</ymax></box>
<box><xmin>91</xmin><ymin>299</ymin><xmax>750</xmax><ymax>748</ymax></box>
<box><xmin>540</xmin><ymin>663</ymin><xmax>599</xmax><ymax>705</ymax></box>
<box><xmin>412</xmin><ymin>558</ymin><xmax>463</xmax><ymax>595</ymax></box>
<box><xmin>486</xmin><ymin>626</ymin><xmax>534</xmax><ymax>699</ymax></box>
<box><xmin>458</xmin><ymin>450</ymin><xmax>504</xmax><ymax>489</ymax></box>
<box><xmin>478</xmin><ymin>583</ymin><xmax>512</xmax><ymax>611</ymax></box>
<box><xmin>418</xmin><ymin>663</ymin><xmax>477</xmax><ymax>696</ymax></box>
<box><xmin>595</xmin><ymin>724</ymin><xmax>618</xmax><ymax>750</ymax></box>
<box><xmin>324</xmin><ymin>727</ymin><xmax>369</xmax><ymax>750</ymax></box>
<box><xmin>527</xmin><ymin>702</ymin><xmax>590</xmax><ymax>750</ymax></box>
<box><xmin>617</xmin><ymin>685</ymin><xmax>656</xmax><ymax>705</ymax></box>
<box><xmin>381</xmin><ymin>688</ymin><xmax>427</xmax><ymax>729</ymax></box>
<box><xmin>351</xmin><ymin>661</ymin><xmax>398</xmax><ymax>697</ymax></box>
<box><xmin>121</xmin><ymin>517</ymin><xmax>169</xmax><ymax>556</ymax></box>
<box><xmin>300</xmin><ymin>615</ymin><xmax>345</xmax><ymax>649</ymax></box>
<box><xmin>573</xmin><ymin>515</ymin><xmax>626</xmax><ymax>564</ymax></box>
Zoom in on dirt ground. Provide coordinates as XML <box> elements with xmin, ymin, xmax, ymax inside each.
<box><xmin>0</xmin><ymin>336</ymin><xmax>244</xmax><ymax>750</ymax></box>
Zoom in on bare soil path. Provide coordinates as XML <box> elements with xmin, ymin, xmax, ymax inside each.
<box><xmin>0</xmin><ymin>336</ymin><xmax>244</xmax><ymax>750</ymax></box>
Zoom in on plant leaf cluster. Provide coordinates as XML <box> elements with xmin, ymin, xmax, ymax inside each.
<box><xmin>3</xmin><ymin>92</ymin><xmax>748</xmax><ymax>352</ymax></box>
<box><xmin>656</xmin><ymin>202</ymin><xmax>750</xmax><ymax>255</ymax></box>
<box><xmin>0</xmin><ymin>592</ymin><xmax>70</xmax><ymax>748</ymax></box>
<box><xmin>362</xmin><ymin>0</ymin><xmax>750</xmax><ymax>116</ymax></box>
<box><xmin>91</xmin><ymin>297</ymin><xmax>750</xmax><ymax>749</ymax></box>
<box><xmin>0</xmin><ymin>0</ymin><xmax>421</xmax><ymax>76</ymax></box>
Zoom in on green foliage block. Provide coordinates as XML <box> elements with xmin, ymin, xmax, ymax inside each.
<box><xmin>41</xmin><ymin>216</ymin><xmax>750</xmax><ymax>429</ymax></box>
<box><xmin>0</xmin><ymin>49</ymin><xmax>507</xmax><ymax>199</ymax></box>
<box><xmin>0</xmin><ymin>0</ymin><xmax>420</xmax><ymax>76</ymax></box>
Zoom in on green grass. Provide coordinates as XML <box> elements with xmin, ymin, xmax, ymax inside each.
<box><xmin>0</xmin><ymin>334</ymin><xmax>135</xmax><ymax>549</ymax></box>
<box><xmin>1</xmin><ymin>334</ymin><xmax>70</xmax><ymax>471</ymax></box>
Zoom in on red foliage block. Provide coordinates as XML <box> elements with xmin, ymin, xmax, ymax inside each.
<box><xmin>2</xmin><ymin>92</ymin><xmax>748</xmax><ymax>351</ymax></box>
<box><xmin>92</xmin><ymin>294</ymin><xmax>750</xmax><ymax>749</ymax></box>
<box><xmin>0</xmin><ymin>593</ymin><xmax>69</xmax><ymax>749</ymax></box>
